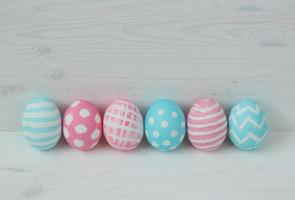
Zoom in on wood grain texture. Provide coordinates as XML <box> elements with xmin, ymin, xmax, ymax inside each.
<box><xmin>0</xmin><ymin>0</ymin><xmax>295</xmax><ymax>131</ymax></box>
<box><xmin>0</xmin><ymin>131</ymin><xmax>294</xmax><ymax>200</ymax></box>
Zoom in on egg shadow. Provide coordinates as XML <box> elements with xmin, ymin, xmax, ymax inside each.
<box><xmin>254</xmin><ymin>131</ymin><xmax>290</xmax><ymax>153</ymax></box>
<box><xmin>52</xmin><ymin>135</ymin><xmax>69</xmax><ymax>151</ymax></box>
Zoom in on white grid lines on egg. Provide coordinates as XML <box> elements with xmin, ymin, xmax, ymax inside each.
<box><xmin>103</xmin><ymin>99</ymin><xmax>143</xmax><ymax>151</ymax></box>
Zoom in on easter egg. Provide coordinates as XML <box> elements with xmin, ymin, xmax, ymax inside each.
<box><xmin>229</xmin><ymin>99</ymin><xmax>269</xmax><ymax>150</ymax></box>
<box><xmin>103</xmin><ymin>99</ymin><xmax>143</xmax><ymax>151</ymax></box>
<box><xmin>22</xmin><ymin>97</ymin><xmax>61</xmax><ymax>151</ymax></box>
<box><xmin>145</xmin><ymin>99</ymin><xmax>186</xmax><ymax>152</ymax></box>
<box><xmin>63</xmin><ymin>100</ymin><xmax>102</xmax><ymax>151</ymax></box>
<box><xmin>187</xmin><ymin>98</ymin><xmax>227</xmax><ymax>151</ymax></box>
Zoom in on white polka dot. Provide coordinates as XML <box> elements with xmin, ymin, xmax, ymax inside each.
<box><xmin>180</xmin><ymin>134</ymin><xmax>185</xmax><ymax>142</ymax></box>
<box><xmin>65</xmin><ymin>114</ymin><xmax>73</xmax><ymax>125</ymax></box>
<box><xmin>171</xmin><ymin>130</ymin><xmax>178</xmax><ymax>137</ymax></box>
<box><xmin>151</xmin><ymin>141</ymin><xmax>159</xmax><ymax>148</ymax></box>
<box><xmin>161</xmin><ymin>120</ymin><xmax>168</xmax><ymax>128</ymax></box>
<box><xmin>63</xmin><ymin>127</ymin><xmax>69</xmax><ymax>138</ymax></box>
<box><xmin>181</xmin><ymin>121</ymin><xmax>185</xmax><ymax>128</ymax></box>
<box><xmin>171</xmin><ymin>111</ymin><xmax>178</xmax><ymax>118</ymax></box>
<box><xmin>73</xmin><ymin>139</ymin><xmax>84</xmax><ymax>148</ymax></box>
<box><xmin>149</xmin><ymin>117</ymin><xmax>154</xmax><ymax>125</ymax></box>
<box><xmin>169</xmin><ymin>146</ymin><xmax>177</xmax><ymax>150</ymax></box>
<box><xmin>71</xmin><ymin>101</ymin><xmax>80</xmax><ymax>107</ymax></box>
<box><xmin>80</xmin><ymin>109</ymin><xmax>90</xmax><ymax>118</ymax></box>
<box><xmin>95</xmin><ymin>114</ymin><xmax>101</xmax><ymax>124</ymax></box>
<box><xmin>163</xmin><ymin>140</ymin><xmax>171</xmax><ymax>146</ymax></box>
<box><xmin>145</xmin><ymin>131</ymin><xmax>149</xmax><ymax>137</ymax></box>
<box><xmin>153</xmin><ymin>131</ymin><xmax>160</xmax><ymax>138</ymax></box>
<box><xmin>91</xmin><ymin>129</ymin><xmax>100</xmax><ymax>140</ymax></box>
<box><xmin>75</xmin><ymin>124</ymin><xmax>87</xmax><ymax>134</ymax></box>
<box><xmin>158</xmin><ymin>109</ymin><xmax>164</xmax><ymax>116</ymax></box>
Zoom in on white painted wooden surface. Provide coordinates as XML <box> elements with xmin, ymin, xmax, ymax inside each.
<box><xmin>0</xmin><ymin>131</ymin><xmax>294</xmax><ymax>200</ymax></box>
<box><xmin>1</xmin><ymin>0</ymin><xmax>295</xmax><ymax>131</ymax></box>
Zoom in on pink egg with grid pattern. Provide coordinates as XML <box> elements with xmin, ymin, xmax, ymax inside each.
<box><xmin>103</xmin><ymin>99</ymin><xmax>143</xmax><ymax>151</ymax></box>
<box><xmin>187</xmin><ymin>98</ymin><xmax>227</xmax><ymax>151</ymax></box>
<box><xmin>63</xmin><ymin>100</ymin><xmax>102</xmax><ymax>151</ymax></box>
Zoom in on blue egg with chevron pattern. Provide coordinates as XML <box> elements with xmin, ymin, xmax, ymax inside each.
<box><xmin>229</xmin><ymin>99</ymin><xmax>269</xmax><ymax>150</ymax></box>
<box><xmin>22</xmin><ymin>97</ymin><xmax>62</xmax><ymax>151</ymax></box>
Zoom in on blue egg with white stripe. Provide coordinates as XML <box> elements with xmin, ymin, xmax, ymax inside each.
<box><xmin>22</xmin><ymin>97</ymin><xmax>62</xmax><ymax>151</ymax></box>
<box><xmin>229</xmin><ymin>99</ymin><xmax>269</xmax><ymax>151</ymax></box>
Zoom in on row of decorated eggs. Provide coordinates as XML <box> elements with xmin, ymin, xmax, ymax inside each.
<box><xmin>22</xmin><ymin>98</ymin><xmax>269</xmax><ymax>152</ymax></box>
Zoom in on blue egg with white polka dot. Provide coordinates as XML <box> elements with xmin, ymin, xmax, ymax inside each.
<box><xmin>145</xmin><ymin>99</ymin><xmax>186</xmax><ymax>151</ymax></box>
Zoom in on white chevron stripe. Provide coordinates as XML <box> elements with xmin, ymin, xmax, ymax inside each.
<box><xmin>189</xmin><ymin>130</ymin><xmax>227</xmax><ymax>143</ymax></box>
<box><xmin>231</xmin><ymin>115</ymin><xmax>268</xmax><ymax>130</ymax></box>
<box><xmin>187</xmin><ymin>116</ymin><xmax>226</xmax><ymax>128</ymax></box>
<box><xmin>188</xmin><ymin>122</ymin><xmax>227</xmax><ymax>136</ymax></box>
<box><xmin>188</xmin><ymin>109</ymin><xmax>224</xmax><ymax>120</ymax></box>
<box><xmin>22</xmin><ymin>119</ymin><xmax>61</xmax><ymax>128</ymax></box>
<box><xmin>235</xmin><ymin>104</ymin><xmax>264</xmax><ymax>115</ymax></box>
<box><xmin>229</xmin><ymin>129</ymin><xmax>267</xmax><ymax>144</ymax></box>
<box><xmin>192</xmin><ymin>103</ymin><xmax>219</xmax><ymax>113</ymax></box>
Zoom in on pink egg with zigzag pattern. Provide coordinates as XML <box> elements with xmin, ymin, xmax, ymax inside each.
<box><xmin>187</xmin><ymin>98</ymin><xmax>227</xmax><ymax>151</ymax></box>
<box><xmin>103</xmin><ymin>99</ymin><xmax>144</xmax><ymax>151</ymax></box>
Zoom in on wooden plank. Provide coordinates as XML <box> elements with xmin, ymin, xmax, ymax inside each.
<box><xmin>0</xmin><ymin>0</ymin><xmax>295</xmax><ymax>131</ymax></box>
<box><xmin>0</xmin><ymin>131</ymin><xmax>294</xmax><ymax>199</ymax></box>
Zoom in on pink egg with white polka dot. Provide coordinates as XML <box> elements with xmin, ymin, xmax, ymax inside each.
<box><xmin>103</xmin><ymin>99</ymin><xmax>143</xmax><ymax>151</ymax></box>
<box><xmin>63</xmin><ymin>100</ymin><xmax>102</xmax><ymax>151</ymax></box>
